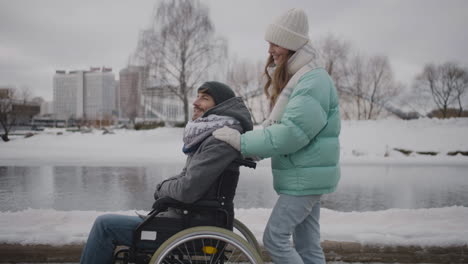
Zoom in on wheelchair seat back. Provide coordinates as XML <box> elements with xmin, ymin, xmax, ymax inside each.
<box><xmin>136</xmin><ymin>161</ymin><xmax>240</xmax><ymax>249</ymax></box>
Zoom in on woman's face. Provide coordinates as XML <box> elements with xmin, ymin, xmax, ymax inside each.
<box><xmin>268</xmin><ymin>42</ymin><xmax>290</xmax><ymax>65</ymax></box>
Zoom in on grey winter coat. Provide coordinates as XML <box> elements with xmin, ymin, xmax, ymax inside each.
<box><xmin>154</xmin><ymin>97</ymin><xmax>253</xmax><ymax>206</ymax></box>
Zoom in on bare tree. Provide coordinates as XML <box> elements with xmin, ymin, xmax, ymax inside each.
<box><xmin>225</xmin><ymin>56</ymin><xmax>264</xmax><ymax>124</ymax></box>
<box><xmin>0</xmin><ymin>86</ymin><xmax>39</xmax><ymax>141</ymax></box>
<box><xmin>414</xmin><ymin>62</ymin><xmax>465</xmax><ymax>118</ymax></box>
<box><xmin>341</xmin><ymin>53</ymin><xmax>367</xmax><ymax>119</ymax></box>
<box><xmin>339</xmin><ymin>54</ymin><xmax>400</xmax><ymax>119</ymax></box>
<box><xmin>364</xmin><ymin>55</ymin><xmax>401</xmax><ymax>119</ymax></box>
<box><xmin>314</xmin><ymin>33</ymin><xmax>351</xmax><ymax>93</ymax></box>
<box><xmin>445</xmin><ymin>62</ymin><xmax>468</xmax><ymax>117</ymax></box>
<box><xmin>0</xmin><ymin>88</ymin><xmax>18</xmax><ymax>141</ymax></box>
<box><xmin>135</xmin><ymin>0</ymin><xmax>227</xmax><ymax>123</ymax></box>
<box><xmin>254</xmin><ymin>60</ymin><xmax>271</xmax><ymax>122</ymax></box>
<box><xmin>313</xmin><ymin>34</ymin><xmax>405</xmax><ymax>120</ymax></box>
<box><xmin>397</xmin><ymin>87</ymin><xmax>432</xmax><ymax>118</ymax></box>
<box><xmin>313</xmin><ymin>35</ymin><xmax>366</xmax><ymax>119</ymax></box>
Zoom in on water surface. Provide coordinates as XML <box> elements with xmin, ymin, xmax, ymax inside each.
<box><xmin>1</xmin><ymin>164</ymin><xmax>467</xmax><ymax>212</ymax></box>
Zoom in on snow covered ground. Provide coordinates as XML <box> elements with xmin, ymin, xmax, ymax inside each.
<box><xmin>1</xmin><ymin>118</ymin><xmax>467</xmax><ymax>166</ymax></box>
<box><xmin>0</xmin><ymin>206</ymin><xmax>467</xmax><ymax>247</ymax></box>
<box><xmin>0</xmin><ymin>118</ymin><xmax>467</xmax><ymax>247</ymax></box>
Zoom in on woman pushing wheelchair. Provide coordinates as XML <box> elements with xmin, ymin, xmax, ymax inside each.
<box><xmin>213</xmin><ymin>8</ymin><xmax>341</xmax><ymax>264</ymax></box>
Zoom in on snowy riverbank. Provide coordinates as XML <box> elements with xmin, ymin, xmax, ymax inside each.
<box><xmin>1</xmin><ymin>206</ymin><xmax>467</xmax><ymax>247</ymax></box>
<box><xmin>0</xmin><ymin>118</ymin><xmax>467</xmax><ymax>248</ymax></box>
<box><xmin>1</xmin><ymin>118</ymin><xmax>467</xmax><ymax>166</ymax></box>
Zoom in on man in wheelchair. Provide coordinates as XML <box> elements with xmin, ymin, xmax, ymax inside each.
<box><xmin>80</xmin><ymin>81</ymin><xmax>253</xmax><ymax>264</ymax></box>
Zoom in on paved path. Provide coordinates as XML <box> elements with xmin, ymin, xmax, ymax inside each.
<box><xmin>1</xmin><ymin>241</ymin><xmax>467</xmax><ymax>263</ymax></box>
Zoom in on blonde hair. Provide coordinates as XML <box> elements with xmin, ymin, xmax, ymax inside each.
<box><xmin>263</xmin><ymin>51</ymin><xmax>295</xmax><ymax>107</ymax></box>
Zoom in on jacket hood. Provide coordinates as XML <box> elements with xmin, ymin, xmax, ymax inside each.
<box><xmin>202</xmin><ymin>97</ymin><xmax>253</xmax><ymax>133</ymax></box>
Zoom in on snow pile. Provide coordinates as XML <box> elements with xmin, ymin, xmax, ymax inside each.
<box><xmin>0</xmin><ymin>207</ymin><xmax>467</xmax><ymax>247</ymax></box>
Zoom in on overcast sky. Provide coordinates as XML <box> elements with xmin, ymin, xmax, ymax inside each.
<box><xmin>1</xmin><ymin>0</ymin><xmax>467</xmax><ymax>101</ymax></box>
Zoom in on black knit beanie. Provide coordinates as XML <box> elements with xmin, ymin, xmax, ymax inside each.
<box><xmin>197</xmin><ymin>81</ymin><xmax>235</xmax><ymax>105</ymax></box>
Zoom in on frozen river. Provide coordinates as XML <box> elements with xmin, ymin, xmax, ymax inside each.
<box><xmin>1</xmin><ymin>163</ymin><xmax>467</xmax><ymax>212</ymax></box>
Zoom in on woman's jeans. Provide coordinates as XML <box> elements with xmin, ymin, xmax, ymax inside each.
<box><xmin>80</xmin><ymin>214</ymin><xmax>143</xmax><ymax>264</ymax></box>
<box><xmin>263</xmin><ymin>194</ymin><xmax>325</xmax><ymax>264</ymax></box>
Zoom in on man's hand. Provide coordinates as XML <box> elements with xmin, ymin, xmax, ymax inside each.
<box><xmin>213</xmin><ymin>126</ymin><xmax>241</xmax><ymax>151</ymax></box>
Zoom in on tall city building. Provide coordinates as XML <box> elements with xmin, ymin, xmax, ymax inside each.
<box><xmin>53</xmin><ymin>70</ymin><xmax>84</xmax><ymax>120</ymax></box>
<box><xmin>40</xmin><ymin>101</ymin><xmax>54</xmax><ymax>116</ymax></box>
<box><xmin>119</xmin><ymin>66</ymin><xmax>186</xmax><ymax>123</ymax></box>
<box><xmin>119</xmin><ymin>66</ymin><xmax>145</xmax><ymax>119</ymax></box>
<box><xmin>53</xmin><ymin>67</ymin><xmax>116</xmax><ymax>120</ymax></box>
<box><xmin>84</xmin><ymin>67</ymin><xmax>116</xmax><ymax>120</ymax></box>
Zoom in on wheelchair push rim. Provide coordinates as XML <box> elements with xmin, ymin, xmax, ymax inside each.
<box><xmin>233</xmin><ymin>218</ymin><xmax>262</xmax><ymax>254</ymax></box>
<box><xmin>149</xmin><ymin>226</ymin><xmax>264</xmax><ymax>264</ymax></box>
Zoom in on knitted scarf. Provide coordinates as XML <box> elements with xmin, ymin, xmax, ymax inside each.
<box><xmin>183</xmin><ymin>114</ymin><xmax>240</xmax><ymax>154</ymax></box>
<box><xmin>263</xmin><ymin>41</ymin><xmax>321</xmax><ymax>127</ymax></box>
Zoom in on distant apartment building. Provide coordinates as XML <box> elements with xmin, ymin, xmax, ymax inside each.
<box><xmin>84</xmin><ymin>68</ymin><xmax>116</xmax><ymax>120</ymax></box>
<box><xmin>53</xmin><ymin>67</ymin><xmax>116</xmax><ymax>121</ymax></box>
<box><xmin>119</xmin><ymin>66</ymin><xmax>145</xmax><ymax>119</ymax></box>
<box><xmin>39</xmin><ymin>101</ymin><xmax>54</xmax><ymax>116</ymax></box>
<box><xmin>53</xmin><ymin>70</ymin><xmax>84</xmax><ymax>120</ymax></box>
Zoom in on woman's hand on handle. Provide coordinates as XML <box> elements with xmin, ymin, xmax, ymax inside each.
<box><xmin>212</xmin><ymin>126</ymin><xmax>241</xmax><ymax>151</ymax></box>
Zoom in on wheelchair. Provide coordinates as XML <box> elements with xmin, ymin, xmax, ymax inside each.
<box><xmin>113</xmin><ymin>159</ymin><xmax>264</xmax><ymax>264</ymax></box>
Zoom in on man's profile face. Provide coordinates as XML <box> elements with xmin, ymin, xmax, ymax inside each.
<box><xmin>192</xmin><ymin>92</ymin><xmax>216</xmax><ymax>120</ymax></box>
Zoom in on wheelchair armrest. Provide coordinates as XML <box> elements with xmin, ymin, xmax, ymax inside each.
<box><xmin>152</xmin><ymin>197</ymin><xmax>223</xmax><ymax>212</ymax></box>
<box><xmin>233</xmin><ymin>158</ymin><xmax>256</xmax><ymax>169</ymax></box>
<box><xmin>151</xmin><ymin>196</ymin><xmax>182</xmax><ymax>211</ymax></box>
<box><xmin>190</xmin><ymin>200</ymin><xmax>223</xmax><ymax>208</ymax></box>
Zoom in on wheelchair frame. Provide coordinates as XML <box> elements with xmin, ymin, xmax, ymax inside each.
<box><xmin>112</xmin><ymin>159</ymin><xmax>263</xmax><ymax>264</ymax></box>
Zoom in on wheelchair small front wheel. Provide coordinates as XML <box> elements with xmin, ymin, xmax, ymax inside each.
<box><xmin>149</xmin><ymin>226</ymin><xmax>264</xmax><ymax>264</ymax></box>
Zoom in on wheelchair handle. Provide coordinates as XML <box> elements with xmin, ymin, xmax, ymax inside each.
<box><xmin>233</xmin><ymin>158</ymin><xmax>256</xmax><ymax>169</ymax></box>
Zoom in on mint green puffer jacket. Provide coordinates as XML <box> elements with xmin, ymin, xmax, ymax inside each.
<box><xmin>241</xmin><ymin>68</ymin><xmax>341</xmax><ymax>196</ymax></box>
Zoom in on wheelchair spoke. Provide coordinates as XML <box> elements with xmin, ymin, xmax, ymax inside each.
<box><xmin>208</xmin><ymin>239</ymin><xmax>221</xmax><ymax>264</ymax></box>
<box><xmin>211</xmin><ymin>241</ymin><xmax>228</xmax><ymax>264</ymax></box>
<box><xmin>174</xmin><ymin>247</ymin><xmax>186</xmax><ymax>264</ymax></box>
<box><xmin>201</xmin><ymin>238</ymin><xmax>208</xmax><ymax>264</ymax></box>
<box><xmin>183</xmin><ymin>243</ymin><xmax>193</xmax><ymax>264</ymax></box>
<box><xmin>192</xmin><ymin>239</ymin><xmax>197</xmax><ymax>262</ymax></box>
<box><xmin>226</xmin><ymin>245</ymin><xmax>242</xmax><ymax>264</ymax></box>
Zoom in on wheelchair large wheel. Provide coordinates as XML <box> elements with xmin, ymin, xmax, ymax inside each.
<box><xmin>149</xmin><ymin>226</ymin><xmax>264</xmax><ymax>264</ymax></box>
<box><xmin>233</xmin><ymin>218</ymin><xmax>262</xmax><ymax>254</ymax></box>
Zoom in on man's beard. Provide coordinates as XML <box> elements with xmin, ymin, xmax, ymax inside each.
<box><xmin>192</xmin><ymin>107</ymin><xmax>205</xmax><ymax>120</ymax></box>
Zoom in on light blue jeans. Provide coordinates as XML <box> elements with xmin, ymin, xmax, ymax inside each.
<box><xmin>263</xmin><ymin>194</ymin><xmax>325</xmax><ymax>264</ymax></box>
<box><xmin>80</xmin><ymin>214</ymin><xmax>143</xmax><ymax>264</ymax></box>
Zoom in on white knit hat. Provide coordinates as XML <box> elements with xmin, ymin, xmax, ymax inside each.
<box><xmin>264</xmin><ymin>8</ymin><xmax>309</xmax><ymax>51</ymax></box>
